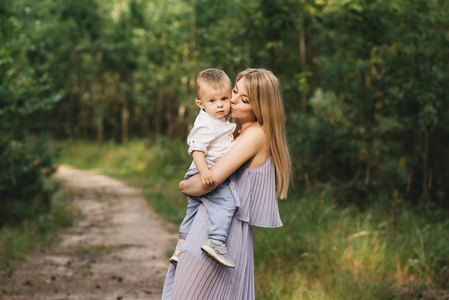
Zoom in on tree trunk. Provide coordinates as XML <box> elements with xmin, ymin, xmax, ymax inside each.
<box><xmin>121</xmin><ymin>104</ymin><xmax>129</xmax><ymax>144</ymax></box>
<box><xmin>189</xmin><ymin>0</ymin><xmax>196</xmax><ymax>89</ymax></box>
<box><xmin>185</xmin><ymin>0</ymin><xmax>197</xmax><ymax>136</ymax></box>
<box><xmin>421</xmin><ymin>131</ymin><xmax>430</xmax><ymax>206</ymax></box>
<box><xmin>299</xmin><ymin>13</ymin><xmax>307</xmax><ymax>106</ymax></box>
<box><xmin>96</xmin><ymin>49</ymin><xmax>104</xmax><ymax>144</ymax></box>
<box><xmin>155</xmin><ymin>91</ymin><xmax>163</xmax><ymax>146</ymax></box>
<box><xmin>167</xmin><ymin>94</ymin><xmax>173</xmax><ymax>138</ymax></box>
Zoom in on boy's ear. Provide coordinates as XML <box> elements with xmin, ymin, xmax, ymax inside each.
<box><xmin>195</xmin><ymin>98</ymin><xmax>204</xmax><ymax>109</ymax></box>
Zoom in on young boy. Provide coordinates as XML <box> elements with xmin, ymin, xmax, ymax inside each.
<box><xmin>169</xmin><ymin>69</ymin><xmax>236</xmax><ymax>268</ymax></box>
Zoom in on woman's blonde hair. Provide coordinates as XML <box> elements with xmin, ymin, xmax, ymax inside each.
<box><xmin>236</xmin><ymin>68</ymin><xmax>291</xmax><ymax>199</ymax></box>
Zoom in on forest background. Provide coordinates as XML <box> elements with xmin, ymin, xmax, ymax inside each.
<box><xmin>1</xmin><ymin>0</ymin><xmax>449</xmax><ymax>299</ymax></box>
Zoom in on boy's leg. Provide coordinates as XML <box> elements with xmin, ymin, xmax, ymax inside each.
<box><xmin>171</xmin><ymin>168</ymin><xmax>200</xmax><ymax>266</ymax></box>
<box><xmin>201</xmin><ymin>181</ymin><xmax>236</xmax><ymax>243</ymax></box>
<box><xmin>172</xmin><ymin>195</ymin><xmax>199</xmax><ymax>266</ymax></box>
<box><xmin>178</xmin><ymin>168</ymin><xmax>201</xmax><ymax>239</ymax></box>
<box><xmin>200</xmin><ymin>181</ymin><xmax>236</xmax><ymax>268</ymax></box>
<box><xmin>171</xmin><ymin>195</ymin><xmax>201</xmax><ymax>266</ymax></box>
<box><xmin>178</xmin><ymin>195</ymin><xmax>202</xmax><ymax>240</ymax></box>
<box><xmin>169</xmin><ymin>240</ymin><xmax>182</xmax><ymax>265</ymax></box>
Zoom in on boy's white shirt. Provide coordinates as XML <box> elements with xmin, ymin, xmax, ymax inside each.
<box><xmin>187</xmin><ymin>109</ymin><xmax>236</xmax><ymax>170</ymax></box>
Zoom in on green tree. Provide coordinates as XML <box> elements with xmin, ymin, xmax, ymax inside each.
<box><xmin>289</xmin><ymin>0</ymin><xmax>449</xmax><ymax>208</ymax></box>
<box><xmin>0</xmin><ymin>0</ymin><xmax>62</xmax><ymax>225</ymax></box>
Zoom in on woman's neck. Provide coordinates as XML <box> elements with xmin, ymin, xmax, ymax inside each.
<box><xmin>237</xmin><ymin>119</ymin><xmax>259</xmax><ymax>135</ymax></box>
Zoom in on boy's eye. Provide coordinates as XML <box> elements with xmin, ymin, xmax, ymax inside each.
<box><xmin>222</xmin><ymin>97</ymin><xmax>228</xmax><ymax>101</ymax></box>
<box><xmin>209</xmin><ymin>99</ymin><xmax>215</xmax><ymax>103</ymax></box>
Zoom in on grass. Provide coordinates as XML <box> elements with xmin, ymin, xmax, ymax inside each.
<box><xmin>52</xmin><ymin>138</ymin><xmax>449</xmax><ymax>300</ymax></box>
<box><xmin>0</xmin><ymin>179</ymin><xmax>75</xmax><ymax>272</ymax></box>
<box><xmin>51</xmin><ymin>138</ymin><xmax>189</xmax><ymax>225</ymax></box>
<box><xmin>254</xmin><ymin>188</ymin><xmax>449</xmax><ymax>299</ymax></box>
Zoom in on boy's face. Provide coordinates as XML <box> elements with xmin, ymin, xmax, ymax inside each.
<box><xmin>196</xmin><ymin>86</ymin><xmax>231</xmax><ymax>119</ymax></box>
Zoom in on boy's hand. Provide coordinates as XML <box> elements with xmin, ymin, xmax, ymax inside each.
<box><xmin>191</xmin><ymin>151</ymin><xmax>215</xmax><ymax>188</ymax></box>
<box><xmin>200</xmin><ymin>169</ymin><xmax>215</xmax><ymax>187</ymax></box>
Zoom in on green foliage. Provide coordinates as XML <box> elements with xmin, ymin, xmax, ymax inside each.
<box><xmin>6</xmin><ymin>0</ymin><xmax>446</xmax><ymax>209</ymax></box>
<box><xmin>0</xmin><ymin>136</ymin><xmax>57</xmax><ymax>226</ymax></box>
<box><xmin>253</xmin><ymin>188</ymin><xmax>449</xmax><ymax>299</ymax></box>
<box><xmin>0</xmin><ymin>0</ymin><xmax>62</xmax><ymax>226</ymax></box>
<box><xmin>0</xmin><ymin>184</ymin><xmax>74</xmax><ymax>271</ymax></box>
<box><xmin>287</xmin><ymin>0</ymin><xmax>449</xmax><ymax>208</ymax></box>
<box><xmin>3</xmin><ymin>0</ymin><xmax>449</xmax><ymax>295</ymax></box>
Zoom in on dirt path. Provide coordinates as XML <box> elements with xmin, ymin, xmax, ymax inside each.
<box><xmin>1</xmin><ymin>166</ymin><xmax>176</xmax><ymax>300</ymax></box>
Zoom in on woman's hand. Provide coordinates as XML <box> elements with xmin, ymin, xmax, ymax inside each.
<box><xmin>179</xmin><ymin>180</ymin><xmax>188</xmax><ymax>195</ymax></box>
<box><xmin>179</xmin><ymin>174</ymin><xmax>215</xmax><ymax>195</ymax></box>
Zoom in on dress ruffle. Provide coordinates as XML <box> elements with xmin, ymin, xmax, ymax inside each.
<box><xmin>229</xmin><ymin>156</ymin><xmax>283</xmax><ymax>228</ymax></box>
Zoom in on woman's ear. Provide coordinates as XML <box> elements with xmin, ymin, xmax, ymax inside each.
<box><xmin>195</xmin><ymin>98</ymin><xmax>204</xmax><ymax>109</ymax></box>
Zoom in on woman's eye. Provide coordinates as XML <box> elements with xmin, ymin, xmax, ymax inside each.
<box><xmin>232</xmin><ymin>89</ymin><xmax>237</xmax><ymax>94</ymax></box>
<box><xmin>242</xmin><ymin>98</ymin><xmax>249</xmax><ymax>103</ymax></box>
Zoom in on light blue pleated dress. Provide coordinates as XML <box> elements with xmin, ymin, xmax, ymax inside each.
<box><xmin>162</xmin><ymin>156</ymin><xmax>283</xmax><ymax>300</ymax></box>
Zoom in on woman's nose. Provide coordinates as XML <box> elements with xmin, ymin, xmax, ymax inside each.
<box><xmin>231</xmin><ymin>95</ymin><xmax>238</xmax><ymax>104</ymax></box>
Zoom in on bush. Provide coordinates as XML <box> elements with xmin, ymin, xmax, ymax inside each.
<box><xmin>0</xmin><ymin>1</ymin><xmax>62</xmax><ymax>227</ymax></box>
<box><xmin>0</xmin><ymin>136</ymin><xmax>57</xmax><ymax>226</ymax></box>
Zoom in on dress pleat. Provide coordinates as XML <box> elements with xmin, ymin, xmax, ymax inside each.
<box><xmin>162</xmin><ymin>156</ymin><xmax>281</xmax><ymax>300</ymax></box>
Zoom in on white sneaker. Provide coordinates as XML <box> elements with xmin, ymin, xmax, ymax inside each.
<box><xmin>201</xmin><ymin>239</ymin><xmax>235</xmax><ymax>268</ymax></box>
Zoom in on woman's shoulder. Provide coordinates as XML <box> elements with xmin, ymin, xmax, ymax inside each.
<box><xmin>246</xmin><ymin>124</ymin><xmax>264</xmax><ymax>134</ymax></box>
<box><xmin>236</xmin><ymin>125</ymin><xmax>264</xmax><ymax>146</ymax></box>
<box><xmin>238</xmin><ymin>125</ymin><xmax>269</xmax><ymax>166</ymax></box>
<box><xmin>241</xmin><ymin>124</ymin><xmax>264</xmax><ymax>138</ymax></box>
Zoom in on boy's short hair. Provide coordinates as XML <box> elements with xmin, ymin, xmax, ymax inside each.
<box><xmin>196</xmin><ymin>69</ymin><xmax>232</xmax><ymax>100</ymax></box>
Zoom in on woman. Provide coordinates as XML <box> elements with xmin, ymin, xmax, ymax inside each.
<box><xmin>162</xmin><ymin>68</ymin><xmax>291</xmax><ymax>299</ymax></box>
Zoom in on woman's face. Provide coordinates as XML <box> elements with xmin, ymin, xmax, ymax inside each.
<box><xmin>230</xmin><ymin>78</ymin><xmax>256</xmax><ymax>122</ymax></box>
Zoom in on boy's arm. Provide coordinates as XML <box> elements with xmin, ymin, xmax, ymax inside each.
<box><xmin>180</xmin><ymin>126</ymin><xmax>266</xmax><ymax>196</ymax></box>
<box><xmin>191</xmin><ymin>150</ymin><xmax>215</xmax><ymax>187</ymax></box>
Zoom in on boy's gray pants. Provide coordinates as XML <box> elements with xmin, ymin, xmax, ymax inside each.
<box><xmin>179</xmin><ymin>168</ymin><xmax>236</xmax><ymax>243</ymax></box>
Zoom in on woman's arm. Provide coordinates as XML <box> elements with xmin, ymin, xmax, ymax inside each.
<box><xmin>179</xmin><ymin>126</ymin><xmax>265</xmax><ymax>196</ymax></box>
